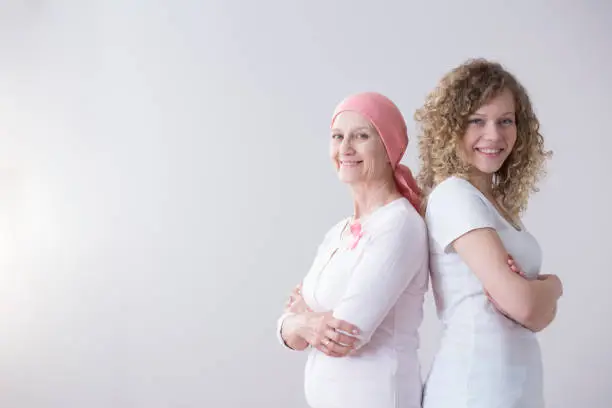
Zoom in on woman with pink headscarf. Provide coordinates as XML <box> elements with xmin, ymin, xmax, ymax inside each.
<box><xmin>276</xmin><ymin>92</ymin><xmax>429</xmax><ymax>408</ymax></box>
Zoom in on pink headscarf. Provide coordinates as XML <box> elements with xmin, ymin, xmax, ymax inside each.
<box><xmin>331</xmin><ymin>92</ymin><xmax>422</xmax><ymax>211</ymax></box>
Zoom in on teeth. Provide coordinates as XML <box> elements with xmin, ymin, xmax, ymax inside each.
<box><xmin>478</xmin><ymin>148</ymin><xmax>501</xmax><ymax>154</ymax></box>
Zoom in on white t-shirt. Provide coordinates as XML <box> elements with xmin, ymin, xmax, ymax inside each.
<box><xmin>277</xmin><ymin>198</ymin><xmax>429</xmax><ymax>408</ymax></box>
<box><xmin>422</xmin><ymin>176</ymin><xmax>544</xmax><ymax>408</ymax></box>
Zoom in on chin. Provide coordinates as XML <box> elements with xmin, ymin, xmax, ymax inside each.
<box><xmin>337</xmin><ymin>171</ymin><xmax>362</xmax><ymax>184</ymax></box>
<box><xmin>337</xmin><ymin>175</ymin><xmax>359</xmax><ymax>184</ymax></box>
<box><xmin>473</xmin><ymin>160</ymin><xmax>507</xmax><ymax>175</ymax></box>
<box><xmin>476</xmin><ymin>166</ymin><xmax>499</xmax><ymax>174</ymax></box>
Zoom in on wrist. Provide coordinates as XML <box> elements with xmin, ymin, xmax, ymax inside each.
<box><xmin>292</xmin><ymin>312</ymin><xmax>309</xmax><ymax>338</ymax></box>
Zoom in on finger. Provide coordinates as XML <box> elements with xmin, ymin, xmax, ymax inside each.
<box><xmin>326</xmin><ymin>328</ymin><xmax>358</xmax><ymax>346</ymax></box>
<box><xmin>507</xmin><ymin>260</ymin><xmax>521</xmax><ymax>274</ymax></box>
<box><xmin>509</xmin><ymin>264</ymin><xmax>525</xmax><ymax>277</ymax></box>
<box><xmin>316</xmin><ymin>339</ymin><xmax>342</xmax><ymax>357</ymax></box>
<box><xmin>318</xmin><ymin>337</ymin><xmax>351</xmax><ymax>357</ymax></box>
<box><xmin>327</xmin><ymin>318</ymin><xmax>360</xmax><ymax>336</ymax></box>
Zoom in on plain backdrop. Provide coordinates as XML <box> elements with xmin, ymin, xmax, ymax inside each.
<box><xmin>0</xmin><ymin>1</ymin><xmax>610</xmax><ymax>407</ymax></box>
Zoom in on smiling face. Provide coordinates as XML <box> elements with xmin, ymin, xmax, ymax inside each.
<box><xmin>330</xmin><ymin>111</ymin><xmax>392</xmax><ymax>185</ymax></box>
<box><xmin>460</xmin><ymin>88</ymin><xmax>518</xmax><ymax>175</ymax></box>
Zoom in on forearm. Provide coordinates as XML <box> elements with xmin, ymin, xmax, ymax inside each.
<box><xmin>521</xmin><ymin>279</ymin><xmax>560</xmax><ymax>330</ymax></box>
<box><xmin>497</xmin><ymin>277</ymin><xmax>560</xmax><ymax>329</ymax></box>
<box><xmin>279</xmin><ymin>313</ymin><xmax>309</xmax><ymax>351</ymax></box>
<box><xmin>523</xmin><ymin>304</ymin><xmax>557</xmax><ymax>332</ymax></box>
<box><xmin>488</xmin><ymin>272</ymin><xmax>560</xmax><ymax>326</ymax></box>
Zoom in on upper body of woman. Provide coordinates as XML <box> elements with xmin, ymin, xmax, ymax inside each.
<box><xmin>416</xmin><ymin>59</ymin><xmax>564</xmax><ymax>408</ymax></box>
<box><xmin>276</xmin><ymin>92</ymin><xmax>429</xmax><ymax>408</ymax></box>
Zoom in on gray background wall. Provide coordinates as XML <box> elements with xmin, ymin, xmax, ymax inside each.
<box><xmin>0</xmin><ymin>1</ymin><xmax>609</xmax><ymax>407</ymax></box>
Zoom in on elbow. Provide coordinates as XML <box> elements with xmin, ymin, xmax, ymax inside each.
<box><xmin>513</xmin><ymin>294</ymin><xmax>555</xmax><ymax>332</ymax></box>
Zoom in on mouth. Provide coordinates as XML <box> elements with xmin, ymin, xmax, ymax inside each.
<box><xmin>475</xmin><ymin>147</ymin><xmax>504</xmax><ymax>157</ymax></box>
<box><xmin>340</xmin><ymin>160</ymin><xmax>363</xmax><ymax>168</ymax></box>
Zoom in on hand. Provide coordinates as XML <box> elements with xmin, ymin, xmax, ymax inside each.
<box><xmin>507</xmin><ymin>254</ymin><xmax>526</xmax><ymax>278</ymax></box>
<box><xmin>297</xmin><ymin>311</ymin><xmax>361</xmax><ymax>358</ymax></box>
<box><xmin>284</xmin><ymin>283</ymin><xmax>312</xmax><ymax>314</ymax></box>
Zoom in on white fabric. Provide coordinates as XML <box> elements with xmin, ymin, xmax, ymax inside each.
<box><xmin>276</xmin><ymin>312</ymin><xmax>300</xmax><ymax>350</ymax></box>
<box><xmin>422</xmin><ymin>176</ymin><xmax>544</xmax><ymax>408</ymax></box>
<box><xmin>277</xmin><ymin>198</ymin><xmax>429</xmax><ymax>408</ymax></box>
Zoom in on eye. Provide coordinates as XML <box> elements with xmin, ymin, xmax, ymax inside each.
<box><xmin>500</xmin><ymin>118</ymin><xmax>515</xmax><ymax>126</ymax></box>
<box><xmin>357</xmin><ymin>132</ymin><xmax>369</xmax><ymax>140</ymax></box>
<box><xmin>331</xmin><ymin>133</ymin><xmax>343</xmax><ymax>140</ymax></box>
<box><xmin>467</xmin><ymin>118</ymin><xmax>485</xmax><ymax>126</ymax></box>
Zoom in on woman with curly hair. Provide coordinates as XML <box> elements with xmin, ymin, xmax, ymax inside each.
<box><xmin>416</xmin><ymin>59</ymin><xmax>563</xmax><ymax>407</ymax></box>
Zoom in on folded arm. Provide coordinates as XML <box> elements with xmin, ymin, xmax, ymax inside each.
<box><xmin>277</xmin><ymin>286</ymin><xmax>360</xmax><ymax>356</ymax></box>
<box><xmin>452</xmin><ymin>228</ymin><xmax>562</xmax><ymax>331</ymax></box>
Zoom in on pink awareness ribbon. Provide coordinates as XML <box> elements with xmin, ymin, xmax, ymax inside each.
<box><xmin>349</xmin><ymin>221</ymin><xmax>364</xmax><ymax>250</ymax></box>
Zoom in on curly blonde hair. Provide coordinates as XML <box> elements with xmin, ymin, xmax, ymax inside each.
<box><xmin>415</xmin><ymin>58</ymin><xmax>551</xmax><ymax>217</ymax></box>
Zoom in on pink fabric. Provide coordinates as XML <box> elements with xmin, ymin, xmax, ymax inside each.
<box><xmin>331</xmin><ymin>92</ymin><xmax>422</xmax><ymax>211</ymax></box>
<box><xmin>348</xmin><ymin>222</ymin><xmax>364</xmax><ymax>250</ymax></box>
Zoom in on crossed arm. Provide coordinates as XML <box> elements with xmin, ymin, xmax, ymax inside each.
<box><xmin>453</xmin><ymin>228</ymin><xmax>563</xmax><ymax>332</ymax></box>
<box><xmin>278</xmin><ymin>288</ymin><xmax>361</xmax><ymax>356</ymax></box>
<box><xmin>278</xmin><ymin>217</ymin><xmax>428</xmax><ymax>356</ymax></box>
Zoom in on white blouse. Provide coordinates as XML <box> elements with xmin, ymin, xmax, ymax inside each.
<box><xmin>422</xmin><ymin>177</ymin><xmax>544</xmax><ymax>408</ymax></box>
<box><xmin>277</xmin><ymin>198</ymin><xmax>429</xmax><ymax>408</ymax></box>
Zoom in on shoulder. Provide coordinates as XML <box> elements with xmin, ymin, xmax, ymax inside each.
<box><xmin>425</xmin><ymin>177</ymin><xmax>497</xmax><ymax>251</ymax></box>
<box><xmin>369</xmin><ymin>198</ymin><xmax>426</xmax><ymax>242</ymax></box>
<box><xmin>426</xmin><ymin>177</ymin><xmax>489</xmax><ymax>217</ymax></box>
<box><xmin>323</xmin><ymin>217</ymin><xmax>349</xmax><ymax>238</ymax></box>
<box><xmin>427</xmin><ymin>176</ymin><xmax>481</xmax><ymax>204</ymax></box>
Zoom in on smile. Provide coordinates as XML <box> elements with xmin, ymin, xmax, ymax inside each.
<box><xmin>475</xmin><ymin>148</ymin><xmax>503</xmax><ymax>156</ymax></box>
<box><xmin>340</xmin><ymin>160</ymin><xmax>363</xmax><ymax>167</ymax></box>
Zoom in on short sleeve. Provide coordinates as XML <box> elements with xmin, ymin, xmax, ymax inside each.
<box><xmin>425</xmin><ymin>177</ymin><xmax>496</xmax><ymax>252</ymax></box>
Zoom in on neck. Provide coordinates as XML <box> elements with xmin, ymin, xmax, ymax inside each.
<box><xmin>468</xmin><ymin>171</ymin><xmax>494</xmax><ymax>197</ymax></box>
<box><xmin>351</xmin><ymin>177</ymin><xmax>400</xmax><ymax>220</ymax></box>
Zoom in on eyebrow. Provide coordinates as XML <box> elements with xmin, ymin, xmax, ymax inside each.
<box><xmin>331</xmin><ymin>126</ymin><xmax>372</xmax><ymax>132</ymax></box>
<box><xmin>470</xmin><ymin>111</ymin><xmax>515</xmax><ymax>117</ymax></box>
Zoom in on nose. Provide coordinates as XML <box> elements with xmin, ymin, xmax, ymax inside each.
<box><xmin>339</xmin><ymin>136</ymin><xmax>355</xmax><ymax>154</ymax></box>
<box><xmin>483</xmin><ymin>121</ymin><xmax>503</xmax><ymax>141</ymax></box>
